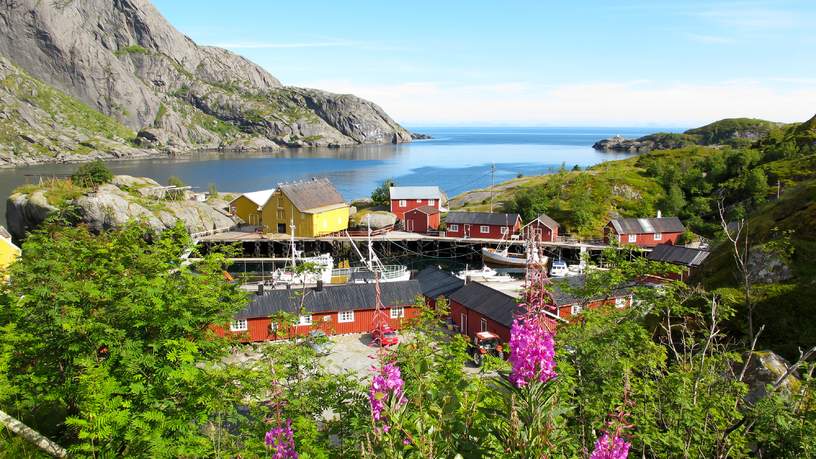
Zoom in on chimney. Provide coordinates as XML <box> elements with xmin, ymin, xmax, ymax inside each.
<box><xmin>316</xmin><ymin>280</ymin><xmax>324</xmax><ymax>292</ymax></box>
<box><xmin>257</xmin><ymin>283</ymin><xmax>264</xmax><ymax>295</ymax></box>
<box><xmin>656</xmin><ymin>210</ymin><xmax>662</xmax><ymax>218</ymax></box>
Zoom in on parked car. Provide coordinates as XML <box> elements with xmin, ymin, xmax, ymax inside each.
<box><xmin>469</xmin><ymin>331</ymin><xmax>504</xmax><ymax>366</ymax></box>
<box><xmin>371</xmin><ymin>324</ymin><xmax>399</xmax><ymax>346</ymax></box>
<box><xmin>306</xmin><ymin>330</ymin><xmax>333</xmax><ymax>355</ymax></box>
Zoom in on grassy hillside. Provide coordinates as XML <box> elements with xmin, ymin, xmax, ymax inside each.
<box><xmin>685</xmin><ymin>117</ymin><xmax>788</xmax><ymax>147</ymax></box>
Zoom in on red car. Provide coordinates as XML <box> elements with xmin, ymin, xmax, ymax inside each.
<box><xmin>371</xmin><ymin>324</ymin><xmax>399</xmax><ymax>346</ymax></box>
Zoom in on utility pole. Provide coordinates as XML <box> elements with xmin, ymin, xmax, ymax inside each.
<box><xmin>490</xmin><ymin>163</ymin><xmax>496</xmax><ymax>212</ymax></box>
<box><xmin>777</xmin><ymin>180</ymin><xmax>781</xmax><ymax>199</ymax></box>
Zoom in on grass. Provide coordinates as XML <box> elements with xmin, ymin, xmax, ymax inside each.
<box><xmin>113</xmin><ymin>45</ymin><xmax>149</xmax><ymax>57</ymax></box>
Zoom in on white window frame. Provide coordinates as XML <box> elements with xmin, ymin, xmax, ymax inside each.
<box><xmin>570</xmin><ymin>304</ymin><xmax>583</xmax><ymax>315</ymax></box>
<box><xmin>480</xmin><ymin>225</ymin><xmax>490</xmax><ymax>234</ymax></box>
<box><xmin>428</xmin><ymin>199</ymin><xmax>435</xmax><ymax>206</ymax></box>
<box><xmin>654</xmin><ymin>233</ymin><xmax>662</xmax><ymax>241</ymax></box>
<box><xmin>615</xmin><ymin>297</ymin><xmax>627</xmax><ymax>308</ymax></box>
<box><xmin>480</xmin><ymin>318</ymin><xmax>488</xmax><ymax>332</ymax></box>
<box><xmin>299</xmin><ymin>315</ymin><xmax>313</xmax><ymax>326</ymax></box>
<box><xmin>399</xmin><ymin>199</ymin><xmax>407</xmax><ymax>207</ymax></box>
<box><xmin>628</xmin><ymin>234</ymin><xmax>637</xmax><ymax>243</ymax></box>
<box><xmin>230</xmin><ymin>319</ymin><xmax>248</xmax><ymax>332</ymax></box>
<box><xmin>448</xmin><ymin>224</ymin><xmax>459</xmax><ymax>232</ymax></box>
<box><xmin>390</xmin><ymin>306</ymin><xmax>405</xmax><ymax>319</ymax></box>
<box><xmin>500</xmin><ymin>226</ymin><xmax>509</xmax><ymax>234</ymax></box>
<box><xmin>338</xmin><ymin>310</ymin><xmax>355</xmax><ymax>323</ymax></box>
<box><xmin>416</xmin><ymin>199</ymin><xmax>423</xmax><ymax>203</ymax></box>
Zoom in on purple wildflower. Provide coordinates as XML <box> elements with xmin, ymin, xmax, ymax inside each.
<box><xmin>369</xmin><ymin>361</ymin><xmax>406</xmax><ymax>422</ymax></box>
<box><xmin>264</xmin><ymin>419</ymin><xmax>298</xmax><ymax>459</ymax></box>
<box><xmin>590</xmin><ymin>432</ymin><xmax>630</xmax><ymax>459</ymax></box>
<box><xmin>508</xmin><ymin>317</ymin><xmax>556</xmax><ymax>387</ymax></box>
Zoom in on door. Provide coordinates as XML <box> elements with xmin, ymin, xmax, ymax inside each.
<box><xmin>460</xmin><ymin>313</ymin><xmax>467</xmax><ymax>334</ymax></box>
<box><xmin>406</xmin><ymin>218</ymin><xmax>413</xmax><ymax>232</ymax></box>
<box><xmin>464</xmin><ymin>224</ymin><xmax>471</xmax><ymax>238</ymax></box>
<box><xmin>277</xmin><ymin>223</ymin><xmax>286</xmax><ymax>234</ymax></box>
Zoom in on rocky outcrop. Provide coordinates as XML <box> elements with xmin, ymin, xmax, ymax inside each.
<box><xmin>358</xmin><ymin>212</ymin><xmax>398</xmax><ymax>229</ymax></box>
<box><xmin>410</xmin><ymin>132</ymin><xmax>433</xmax><ymax>140</ymax></box>
<box><xmin>6</xmin><ymin>175</ymin><xmax>237</xmax><ymax>240</ymax></box>
<box><xmin>593</xmin><ymin>133</ymin><xmax>699</xmax><ymax>153</ymax></box>
<box><xmin>739</xmin><ymin>351</ymin><xmax>799</xmax><ymax>404</ymax></box>
<box><xmin>0</xmin><ymin>0</ymin><xmax>410</xmax><ymax>165</ymax></box>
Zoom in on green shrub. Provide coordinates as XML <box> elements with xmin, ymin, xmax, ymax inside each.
<box><xmin>71</xmin><ymin>160</ymin><xmax>113</xmax><ymax>187</ymax></box>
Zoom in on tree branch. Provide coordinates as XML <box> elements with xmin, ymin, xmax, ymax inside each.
<box><xmin>0</xmin><ymin>409</ymin><xmax>67</xmax><ymax>458</ymax></box>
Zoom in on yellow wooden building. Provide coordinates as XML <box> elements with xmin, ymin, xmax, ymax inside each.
<box><xmin>262</xmin><ymin>178</ymin><xmax>349</xmax><ymax>237</ymax></box>
<box><xmin>0</xmin><ymin>226</ymin><xmax>21</xmax><ymax>277</ymax></box>
<box><xmin>229</xmin><ymin>189</ymin><xmax>276</xmax><ymax>226</ymax></box>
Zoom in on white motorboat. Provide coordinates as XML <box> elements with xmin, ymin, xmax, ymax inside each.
<box><xmin>482</xmin><ymin>234</ymin><xmax>548</xmax><ymax>268</ymax></box>
<box><xmin>456</xmin><ymin>265</ymin><xmax>513</xmax><ymax>282</ymax></box>
<box><xmin>549</xmin><ymin>259</ymin><xmax>585</xmax><ymax>278</ymax></box>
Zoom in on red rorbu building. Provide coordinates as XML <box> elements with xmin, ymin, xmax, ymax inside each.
<box><xmin>404</xmin><ymin>206</ymin><xmax>441</xmax><ymax>233</ymax></box>
<box><xmin>415</xmin><ymin>266</ymin><xmax>464</xmax><ymax>307</ymax></box>
<box><xmin>604</xmin><ymin>215</ymin><xmax>685</xmax><ymax>248</ymax></box>
<box><xmin>389</xmin><ymin>186</ymin><xmax>447</xmax><ymax>220</ymax></box>
<box><xmin>549</xmin><ymin>277</ymin><xmax>634</xmax><ymax>320</ymax></box>
<box><xmin>646</xmin><ymin>244</ymin><xmax>710</xmax><ymax>281</ymax></box>
<box><xmin>444</xmin><ymin>212</ymin><xmax>522</xmax><ymax>240</ymax></box>
<box><xmin>529</xmin><ymin>213</ymin><xmax>560</xmax><ymax>242</ymax></box>
<box><xmin>215</xmin><ymin>280</ymin><xmax>422</xmax><ymax>342</ymax></box>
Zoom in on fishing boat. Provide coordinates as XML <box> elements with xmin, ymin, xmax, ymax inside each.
<box><xmin>269</xmin><ymin>221</ymin><xmax>334</xmax><ymax>287</ymax></box>
<box><xmin>333</xmin><ymin>225</ymin><xmax>410</xmax><ymax>283</ymax></box>
<box><xmin>482</xmin><ymin>233</ymin><xmax>548</xmax><ymax>268</ymax></box>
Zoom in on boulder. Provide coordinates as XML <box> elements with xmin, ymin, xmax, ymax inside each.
<box><xmin>739</xmin><ymin>351</ymin><xmax>799</xmax><ymax>404</ymax></box>
<box><xmin>359</xmin><ymin>212</ymin><xmax>397</xmax><ymax>229</ymax></box>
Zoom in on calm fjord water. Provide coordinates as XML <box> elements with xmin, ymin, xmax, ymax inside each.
<box><xmin>0</xmin><ymin>127</ymin><xmax>672</xmax><ymax>227</ymax></box>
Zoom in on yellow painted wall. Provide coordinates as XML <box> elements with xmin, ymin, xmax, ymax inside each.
<box><xmin>231</xmin><ymin>196</ymin><xmax>262</xmax><ymax>226</ymax></box>
<box><xmin>0</xmin><ymin>238</ymin><xmax>21</xmax><ymax>275</ymax></box>
<box><xmin>261</xmin><ymin>191</ymin><xmax>349</xmax><ymax>237</ymax></box>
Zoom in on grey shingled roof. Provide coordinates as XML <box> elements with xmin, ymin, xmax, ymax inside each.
<box><xmin>534</xmin><ymin>213</ymin><xmax>560</xmax><ymax>229</ymax></box>
<box><xmin>609</xmin><ymin>217</ymin><xmax>684</xmax><ymax>234</ymax></box>
<box><xmin>278</xmin><ymin>178</ymin><xmax>346</xmax><ymax>213</ymax></box>
<box><xmin>0</xmin><ymin>226</ymin><xmax>11</xmax><ymax>240</ymax></box>
<box><xmin>550</xmin><ymin>276</ymin><xmax>633</xmax><ymax>306</ymax></box>
<box><xmin>415</xmin><ymin>267</ymin><xmax>464</xmax><ymax>299</ymax></box>
<box><xmin>389</xmin><ymin>186</ymin><xmax>443</xmax><ymax>200</ymax></box>
<box><xmin>445</xmin><ymin>212</ymin><xmax>520</xmax><ymax>226</ymax></box>
<box><xmin>236</xmin><ymin>280</ymin><xmax>422</xmax><ymax>319</ymax></box>
<box><xmin>449</xmin><ymin>282</ymin><xmax>523</xmax><ymax>327</ymax></box>
<box><xmin>647</xmin><ymin>244</ymin><xmax>710</xmax><ymax>267</ymax></box>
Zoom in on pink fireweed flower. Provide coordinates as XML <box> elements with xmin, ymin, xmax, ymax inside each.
<box><xmin>369</xmin><ymin>361</ymin><xmax>406</xmax><ymax>422</ymax></box>
<box><xmin>264</xmin><ymin>418</ymin><xmax>298</xmax><ymax>459</ymax></box>
<box><xmin>590</xmin><ymin>432</ymin><xmax>631</xmax><ymax>459</ymax></box>
<box><xmin>508</xmin><ymin>317</ymin><xmax>556</xmax><ymax>387</ymax></box>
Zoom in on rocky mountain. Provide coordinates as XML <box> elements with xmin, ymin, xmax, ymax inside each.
<box><xmin>6</xmin><ymin>175</ymin><xmax>237</xmax><ymax>240</ymax></box>
<box><xmin>593</xmin><ymin>118</ymin><xmax>788</xmax><ymax>153</ymax></box>
<box><xmin>0</xmin><ymin>0</ymin><xmax>410</xmax><ymax>166</ymax></box>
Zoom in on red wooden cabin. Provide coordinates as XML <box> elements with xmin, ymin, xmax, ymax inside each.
<box><xmin>404</xmin><ymin>206</ymin><xmax>441</xmax><ymax>233</ymax></box>
<box><xmin>389</xmin><ymin>186</ymin><xmax>446</xmax><ymax>220</ymax></box>
<box><xmin>528</xmin><ymin>213</ymin><xmax>560</xmax><ymax>242</ymax></box>
<box><xmin>214</xmin><ymin>280</ymin><xmax>422</xmax><ymax>342</ymax></box>
<box><xmin>415</xmin><ymin>266</ymin><xmax>465</xmax><ymax>307</ymax></box>
<box><xmin>444</xmin><ymin>212</ymin><xmax>522</xmax><ymax>240</ymax></box>
<box><xmin>604</xmin><ymin>215</ymin><xmax>685</xmax><ymax>248</ymax></box>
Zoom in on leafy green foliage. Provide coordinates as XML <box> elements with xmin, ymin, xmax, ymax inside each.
<box><xmin>71</xmin><ymin>160</ymin><xmax>113</xmax><ymax>187</ymax></box>
<box><xmin>113</xmin><ymin>45</ymin><xmax>149</xmax><ymax>57</ymax></box>
<box><xmin>371</xmin><ymin>179</ymin><xmax>395</xmax><ymax>207</ymax></box>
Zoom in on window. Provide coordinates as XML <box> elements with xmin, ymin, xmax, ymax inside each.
<box><xmin>399</xmin><ymin>200</ymin><xmax>407</xmax><ymax>207</ymax></box>
<box><xmin>277</xmin><ymin>209</ymin><xmax>285</xmax><ymax>219</ymax></box>
<box><xmin>615</xmin><ymin>297</ymin><xmax>627</xmax><ymax>308</ymax></box>
<box><xmin>416</xmin><ymin>199</ymin><xmax>423</xmax><ymax>203</ymax></box>
<box><xmin>390</xmin><ymin>307</ymin><xmax>405</xmax><ymax>319</ymax></box>
<box><xmin>480</xmin><ymin>318</ymin><xmax>488</xmax><ymax>332</ymax></box>
<box><xmin>480</xmin><ymin>225</ymin><xmax>490</xmax><ymax>234</ymax></box>
<box><xmin>448</xmin><ymin>224</ymin><xmax>459</xmax><ymax>232</ymax></box>
<box><xmin>338</xmin><ymin>310</ymin><xmax>355</xmax><ymax>323</ymax></box>
<box><xmin>428</xmin><ymin>199</ymin><xmax>435</xmax><ymax>206</ymax></box>
<box><xmin>500</xmin><ymin>226</ymin><xmax>509</xmax><ymax>234</ymax></box>
<box><xmin>570</xmin><ymin>304</ymin><xmax>583</xmax><ymax>315</ymax></box>
<box><xmin>628</xmin><ymin>234</ymin><xmax>637</xmax><ymax>243</ymax></box>
<box><xmin>654</xmin><ymin>233</ymin><xmax>662</xmax><ymax>241</ymax></box>
<box><xmin>299</xmin><ymin>315</ymin><xmax>312</xmax><ymax>326</ymax></box>
<box><xmin>230</xmin><ymin>319</ymin><xmax>248</xmax><ymax>332</ymax></box>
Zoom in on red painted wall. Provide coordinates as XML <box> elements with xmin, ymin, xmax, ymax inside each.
<box><xmin>404</xmin><ymin>209</ymin><xmax>440</xmax><ymax>233</ymax></box>
<box><xmin>530</xmin><ymin>222</ymin><xmax>558</xmax><ymax>242</ymax></box>
<box><xmin>449</xmin><ymin>299</ymin><xmax>511</xmax><ymax>343</ymax></box>
<box><xmin>556</xmin><ymin>295</ymin><xmax>632</xmax><ymax>320</ymax></box>
<box><xmin>445</xmin><ymin>219</ymin><xmax>521</xmax><ymax>240</ymax></box>
<box><xmin>216</xmin><ymin>306</ymin><xmax>419</xmax><ymax>342</ymax></box>
<box><xmin>390</xmin><ymin>199</ymin><xmax>441</xmax><ymax>220</ymax></box>
<box><xmin>604</xmin><ymin>224</ymin><xmax>681</xmax><ymax>248</ymax></box>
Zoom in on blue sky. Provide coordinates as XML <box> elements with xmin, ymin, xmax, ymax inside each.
<box><xmin>152</xmin><ymin>1</ymin><xmax>816</xmax><ymax>127</ymax></box>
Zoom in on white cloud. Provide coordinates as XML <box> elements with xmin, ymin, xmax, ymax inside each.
<box><xmin>298</xmin><ymin>79</ymin><xmax>816</xmax><ymax>126</ymax></box>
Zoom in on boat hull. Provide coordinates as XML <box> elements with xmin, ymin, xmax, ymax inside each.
<box><xmin>482</xmin><ymin>248</ymin><xmax>548</xmax><ymax>268</ymax></box>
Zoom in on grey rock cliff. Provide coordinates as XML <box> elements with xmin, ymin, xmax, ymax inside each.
<box><xmin>0</xmin><ymin>0</ymin><xmax>410</xmax><ymax>164</ymax></box>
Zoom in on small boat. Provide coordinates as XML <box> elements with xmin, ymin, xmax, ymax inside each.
<box><xmin>482</xmin><ymin>231</ymin><xmax>548</xmax><ymax>268</ymax></box>
<box><xmin>456</xmin><ymin>265</ymin><xmax>513</xmax><ymax>282</ymax></box>
<box><xmin>335</xmin><ymin>224</ymin><xmax>410</xmax><ymax>283</ymax></box>
<box><xmin>269</xmin><ymin>222</ymin><xmax>335</xmax><ymax>287</ymax></box>
<box><xmin>549</xmin><ymin>259</ymin><xmax>584</xmax><ymax>278</ymax></box>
